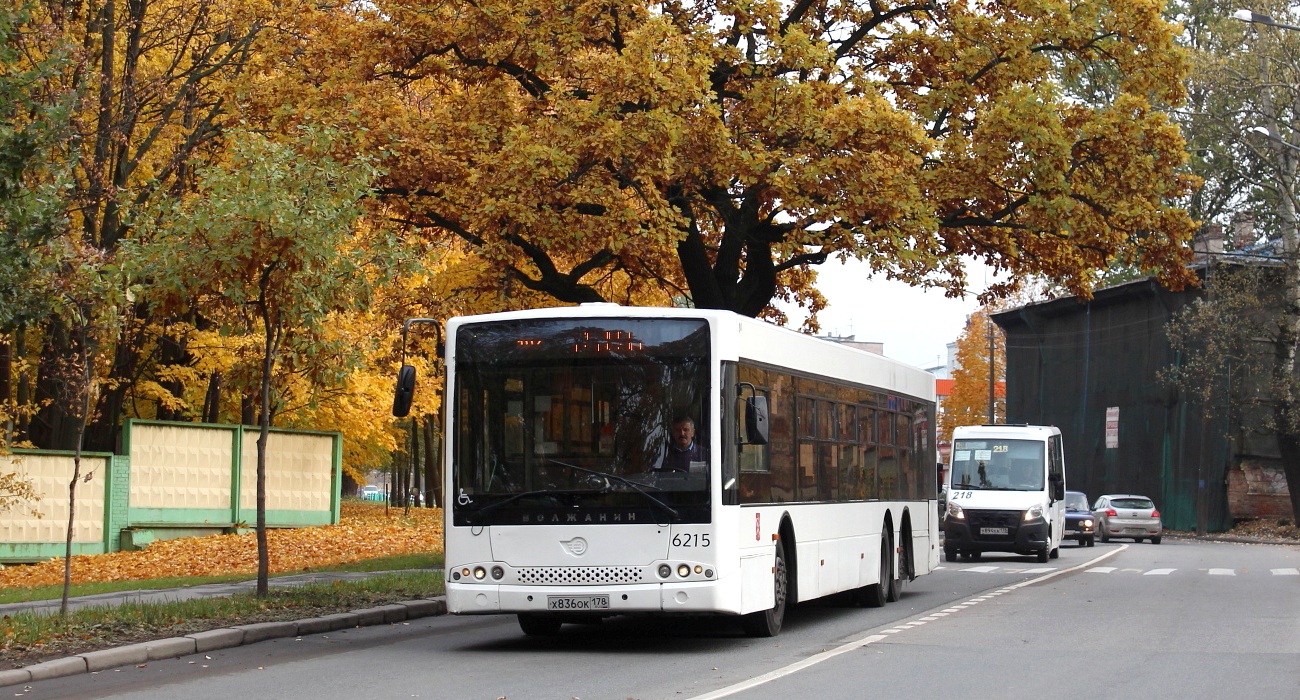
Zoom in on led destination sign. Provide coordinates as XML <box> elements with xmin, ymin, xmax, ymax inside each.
<box><xmin>458</xmin><ymin>318</ymin><xmax>708</xmax><ymax>364</ymax></box>
<box><xmin>515</xmin><ymin>330</ymin><xmax>645</xmax><ymax>354</ymax></box>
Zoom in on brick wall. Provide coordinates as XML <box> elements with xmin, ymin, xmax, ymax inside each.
<box><xmin>1228</xmin><ymin>459</ymin><xmax>1294</xmax><ymax>520</ymax></box>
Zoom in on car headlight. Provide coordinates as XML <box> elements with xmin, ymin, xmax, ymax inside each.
<box><xmin>947</xmin><ymin>502</ymin><xmax>965</xmax><ymax>520</ymax></box>
<box><xmin>1083</xmin><ymin>518</ymin><xmax>1094</xmax><ymax>528</ymax></box>
<box><xmin>1023</xmin><ymin>503</ymin><xmax>1043</xmax><ymax>521</ymax></box>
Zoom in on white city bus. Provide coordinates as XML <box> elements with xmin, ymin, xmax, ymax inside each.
<box><xmin>393</xmin><ymin>304</ymin><xmax>939</xmax><ymax>637</ymax></box>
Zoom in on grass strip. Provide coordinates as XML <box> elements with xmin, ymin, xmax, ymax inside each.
<box><xmin>1</xmin><ymin>570</ymin><xmax>445</xmax><ymax>661</ymax></box>
<box><xmin>0</xmin><ymin>552</ymin><xmax>443</xmax><ymax>605</ymax></box>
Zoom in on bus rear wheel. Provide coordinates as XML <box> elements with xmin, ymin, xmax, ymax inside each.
<box><xmin>887</xmin><ymin>525</ymin><xmax>910</xmax><ymax>602</ymax></box>
<box><xmin>742</xmin><ymin>539</ymin><xmax>788</xmax><ymax>637</ymax></box>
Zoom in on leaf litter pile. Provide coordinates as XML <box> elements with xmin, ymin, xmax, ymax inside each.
<box><xmin>1</xmin><ymin>502</ymin><xmax>443</xmax><ymax>668</ymax></box>
<box><xmin>0</xmin><ymin>501</ymin><xmax>442</xmax><ymax>589</ymax></box>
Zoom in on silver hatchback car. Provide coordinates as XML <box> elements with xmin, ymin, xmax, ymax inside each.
<box><xmin>1092</xmin><ymin>494</ymin><xmax>1162</xmax><ymax>544</ymax></box>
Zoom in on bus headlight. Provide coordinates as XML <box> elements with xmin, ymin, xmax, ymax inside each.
<box><xmin>947</xmin><ymin>502</ymin><xmax>965</xmax><ymax>520</ymax></box>
<box><xmin>1023</xmin><ymin>504</ymin><xmax>1043</xmax><ymax>521</ymax></box>
<box><xmin>658</xmin><ymin>564</ymin><xmax>672</xmax><ymax>579</ymax></box>
<box><xmin>491</xmin><ymin>566</ymin><xmax>505</xmax><ymax>580</ymax></box>
<box><xmin>677</xmin><ymin>564</ymin><xmax>691</xmax><ymax>578</ymax></box>
<box><xmin>473</xmin><ymin>566</ymin><xmax>487</xmax><ymax>580</ymax></box>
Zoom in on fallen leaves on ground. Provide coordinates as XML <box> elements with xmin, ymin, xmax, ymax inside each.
<box><xmin>0</xmin><ymin>501</ymin><xmax>443</xmax><ymax>589</ymax></box>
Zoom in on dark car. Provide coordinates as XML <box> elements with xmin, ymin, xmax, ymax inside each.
<box><xmin>1063</xmin><ymin>490</ymin><xmax>1095</xmax><ymax>546</ymax></box>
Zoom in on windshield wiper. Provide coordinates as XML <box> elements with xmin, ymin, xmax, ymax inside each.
<box><xmin>548</xmin><ymin>459</ymin><xmax>680</xmax><ymax>522</ymax></box>
<box><xmin>469</xmin><ymin>490</ymin><xmax>557</xmax><ymax>523</ymax></box>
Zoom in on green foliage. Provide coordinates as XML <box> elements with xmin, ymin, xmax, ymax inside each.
<box><xmin>0</xmin><ymin>3</ymin><xmax>76</xmax><ymax>329</ymax></box>
<box><xmin>1161</xmin><ymin>263</ymin><xmax>1281</xmax><ymax>413</ymax></box>
<box><xmin>131</xmin><ymin>126</ymin><xmax>396</xmax><ymax>419</ymax></box>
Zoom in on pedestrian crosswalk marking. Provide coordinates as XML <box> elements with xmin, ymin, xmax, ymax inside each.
<box><xmin>1144</xmin><ymin>568</ymin><xmax>1175</xmax><ymax>575</ymax></box>
<box><xmin>1087</xmin><ymin>566</ymin><xmax>1116</xmax><ymax>574</ymax></box>
<box><xmin>1208</xmin><ymin>568</ymin><xmax>1236</xmax><ymax>576</ymax></box>
<box><xmin>963</xmin><ymin>566</ymin><xmax>1000</xmax><ymax>573</ymax></box>
<box><xmin>1272</xmin><ymin>568</ymin><xmax>1299</xmax><ymax>576</ymax></box>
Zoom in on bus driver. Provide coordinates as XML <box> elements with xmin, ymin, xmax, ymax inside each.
<box><xmin>658</xmin><ymin>416</ymin><xmax>704</xmax><ymax>472</ymax></box>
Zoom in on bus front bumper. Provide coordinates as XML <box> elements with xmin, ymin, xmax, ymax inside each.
<box><xmin>944</xmin><ymin>516</ymin><xmax>1049</xmax><ymax>556</ymax></box>
<box><xmin>446</xmin><ymin>580</ymin><xmax>737</xmax><ymax>616</ymax></box>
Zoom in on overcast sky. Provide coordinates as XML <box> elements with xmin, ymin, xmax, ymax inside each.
<box><xmin>783</xmin><ymin>259</ymin><xmax>992</xmax><ymax>370</ymax></box>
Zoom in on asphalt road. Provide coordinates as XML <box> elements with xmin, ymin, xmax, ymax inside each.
<box><xmin>14</xmin><ymin>538</ymin><xmax>1300</xmax><ymax>700</ymax></box>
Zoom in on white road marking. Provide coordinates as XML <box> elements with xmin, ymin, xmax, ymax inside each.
<box><xmin>963</xmin><ymin>566</ymin><xmax>1000</xmax><ymax>573</ymax></box>
<box><xmin>1144</xmin><ymin>568</ymin><xmax>1176</xmax><ymax>576</ymax></box>
<box><xmin>1208</xmin><ymin>568</ymin><xmax>1236</xmax><ymax>576</ymax></box>
<box><xmin>1087</xmin><ymin>566</ymin><xmax>1117</xmax><ymax>573</ymax></box>
<box><xmin>687</xmin><ymin>546</ymin><xmax>1128</xmax><ymax>700</ymax></box>
<box><xmin>1272</xmin><ymin>568</ymin><xmax>1299</xmax><ymax>576</ymax></box>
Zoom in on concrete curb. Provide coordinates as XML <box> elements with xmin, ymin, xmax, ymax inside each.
<box><xmin>1164</xmin><ymin>533</ymin><xmax>1300</xmax><ymax>546</ymax></box>
<box><xmin>0</xmin><ymin>596</ymin><xmax>447</xmax><ymax>689</ymax></box>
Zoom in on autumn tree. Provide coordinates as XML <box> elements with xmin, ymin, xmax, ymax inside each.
<box><xmin>257</xmin><ymin>0</ymin><xmax>1197</xmax><ymax>326</ymax></box>
<box><xmin>940</xmin><ymin>308</ymin><xmax>1007</xmax><ymax>447</ymax></box>
<box><xmin>133</xmin><ymin>127</ymin><xmax>394</xmax><ymax>596</ymax></box>
<box><xmin>0</xmin><ymin>467</ymin><xmax>40</xmax><ymax>514</ymax></box>
<box><xmin>1167</xmin><ymin>2</ymin><xmax>1300</xmax><ymax>520</ymax></box>
<box><xmin>0</xmin><ymin>4</ymin><xmax>76</xmax><ymax>445</ymax></box>
<box><xmin>5</xmin><ymin>0</ymin><xmax>268</xmax><ymax>453</ymax></box>
<box><xmin>26</xmin><ymin>236</ymin><xmax>131</xmax><ymax>614</ymax></box>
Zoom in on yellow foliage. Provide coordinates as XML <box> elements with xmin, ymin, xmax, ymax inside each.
<box><xmin>237</xmin><ymin>0</ymin><xmax>1197</xmax><ymax>319</ymax></box>
<box><xmin>0</xmin><ymin>502</ymin><xmax>441</xmax><ymax>589</ymax></box>
<box><xmin>940</xmin><ymin>308</ymin><xmax>1008</xmax><ymax>446</ymax></box>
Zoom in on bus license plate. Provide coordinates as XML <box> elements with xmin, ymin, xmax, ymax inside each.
<box><xmin>980</xmin><ymin>527</ymin><xmax>1009</xmax><ymax>536</ymax></box>
<box><xmin>547</xmin><ymin>595</ymin><xmax>610</xmax><ymax>611</ymax></box>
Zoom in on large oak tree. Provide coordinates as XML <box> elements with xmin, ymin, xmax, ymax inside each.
<box><xmin>268</xmin><ymin>0</ymin><xmax>1199</xmax><ymax>320</ymax></box>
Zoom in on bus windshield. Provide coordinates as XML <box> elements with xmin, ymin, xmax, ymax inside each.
<box><xmin>949</xmin><ymin>438</ymin><xmax>1045</xmax><ymax>491</ymax></box>
<box><xmin>451</xmin><ymin>317</ymin><xmax>711</xmax><ymax>525</ymax></box>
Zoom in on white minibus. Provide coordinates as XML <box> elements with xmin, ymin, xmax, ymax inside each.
<box><xmin>943</xmin><ymin>424</ymin><xmax>1066</xmax><ymax>563</ymax></box>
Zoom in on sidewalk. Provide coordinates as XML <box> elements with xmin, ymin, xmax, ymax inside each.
<box><xmin>0</xmin><ymin>570</ymin><xmax>447</xmax><ymax>689</ymax></box>
<box><xmin>0</xmin><ymin>569</ymin><xmax>432</xmax><ymax>617</ymax></box>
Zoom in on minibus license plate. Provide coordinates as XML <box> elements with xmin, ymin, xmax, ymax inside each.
<box><xmin>547</xmin><ymin>595</ymin><xmax>610</xmax><ymax>611</ymax></box>
<box><xmin>980</xmin><ymin>526</ymin><xmax>1009</xmax><ymax>536</ymax></box>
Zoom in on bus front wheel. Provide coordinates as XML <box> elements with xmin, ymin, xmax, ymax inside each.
<box><xmin>742</xmin><ymin>539</ymin><xmax>788</xmax><ymax>637</ymax></box>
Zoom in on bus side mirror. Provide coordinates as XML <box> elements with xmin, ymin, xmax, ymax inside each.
<box><xmin>393</xmin><ymin>365</ymin><xmax>416</xmax><ymax>417</ymax></box>
<box><xmin>745</xmin><ymin>395</ymin><xmax>769</xmax><ymax>445</ymax></box>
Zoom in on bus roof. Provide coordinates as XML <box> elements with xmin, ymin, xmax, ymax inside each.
<box><xmin>951</xmin><ymin>424</ymin><xmax>1061</xmax><ymax>440</ymax></box>
<box><xmin>446</xmin><ymin>304</ymin><xmax>935</xmax><ymax>403</ymax></box>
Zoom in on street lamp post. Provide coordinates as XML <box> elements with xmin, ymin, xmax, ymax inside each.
<box><xmin>1233</xmin><ymin>9</ymin><xmax>1300</xmax><ymax>32</ymax></box>
<box><xmin>1248</xmin><ymin>125</ymin><xmax>1300</xmax><ymax>153</ymax></box>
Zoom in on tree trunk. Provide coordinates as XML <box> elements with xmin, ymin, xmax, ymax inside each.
<box><xmin>1275</xmin><ymin>430</ymin><xmax>1300</xmax><ymax>523</ymax></box>
<box><xmin>156</xmin><ymin>327</ymin><xmax>188</xmax><ymax>421</ymax></box>
<box><xmin>254</xmin><ymin>312</ymin><xmax>281</xmax><ymax>598</ymax></box>
<box><xmin>1</xmin><ymin>332</ymin><xmax>11</xmax><ymax>443</ymax></box>
<box><xmin>409</xmin><ymin>417</ymin><xmax>421</xmax><ymax>506</ymax></box>
<box><xmin>202</xmin><ymin>372</ymin><xmax>222</xmax><ymax>423</ymax></box>
<box><xmin>32</xmin><ymin>317</ymin><xmax>78</xmax><ymax>449</ymax></box>
<box><xmin>423</xmin><ymin>414</ymin><xmax>442</xmax><ymax>509</ymax></box>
